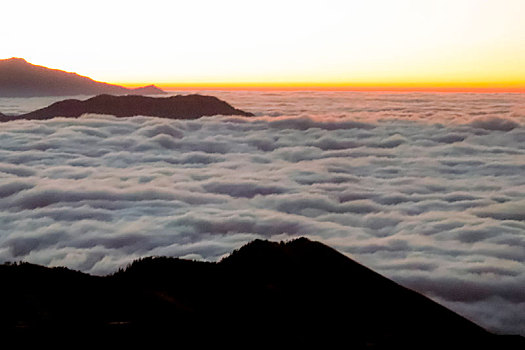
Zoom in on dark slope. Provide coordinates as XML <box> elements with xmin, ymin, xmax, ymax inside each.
<box><xmin>0</xmin><ymin>238</ymin><xmax>523</xmax><ymax>348</ymax></box>
<box><xmin>0</xmin><ymin>57</ymin><xmax>165</xmax><ymax>97</ymax></box>
<box><xmin>1</xmin><ymin>94</ymin><xmax>254</xmax><ymax>121</ymax></box>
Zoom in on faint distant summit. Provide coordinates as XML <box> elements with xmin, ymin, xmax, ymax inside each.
<box><xmin>0</xmin><ymin>57</ymin><xmax>166</xmax><ymax>97</ymax></box>
<box><xmin>129</xmin><ymin>84</ymin><xmax>166</xmax><ymax>95</ymax></box>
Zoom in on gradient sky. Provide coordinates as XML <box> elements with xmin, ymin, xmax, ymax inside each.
<box><xmin>4</xmin><ymin>0</ymin><xmax>524</xmax><ymax>90</ymax></box>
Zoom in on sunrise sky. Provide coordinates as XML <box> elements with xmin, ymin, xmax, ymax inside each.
<box><xmin>4</xmin><ymin>0</ymin><xmax>524</xmax><ymax>91</ymax></box>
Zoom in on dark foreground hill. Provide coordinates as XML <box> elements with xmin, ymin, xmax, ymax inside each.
<box><xmin>0</xmin><ymin>238</ymin><xmax>523</xmax><ymax>348</ymax></box>
<box><xmin>0</xmin><ymin>57</ymin><xmax>165</xmax><ymax>97</ymax></box>
<box><xmin>1</xmin><ymin>94</ymin><xmax>254</xmax><ymax>121</ymax></box>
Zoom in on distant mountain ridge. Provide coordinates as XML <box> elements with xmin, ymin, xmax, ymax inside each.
<box><xmin>0</xmin><ymin>94</ymin><xmax>254</xmax><ymax>121</ymax></box>
<box><xmin>0</xmin><ymin>57</ymin><xmax>165</xmax><ymax>97</ymax></box>
<box><xmin>0</xmin><ymin>237</ymin><xmax>523</xmax><ymax>348</ymax></box>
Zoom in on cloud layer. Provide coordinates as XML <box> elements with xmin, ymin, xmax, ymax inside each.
<box><xmin>0</xmin><ymin>91</ymin><xmax>524</xmax><ymax>335</ymax></box>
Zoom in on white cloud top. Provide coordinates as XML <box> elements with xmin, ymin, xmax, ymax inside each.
<box><xmin>0</xmin><ymin>91</ymin><xmax>524</xmax><ymax>335</ymax></box>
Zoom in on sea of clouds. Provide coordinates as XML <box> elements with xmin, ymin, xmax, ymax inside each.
<box><xmin>0</xmin><ymin>91</ymin><xmax>524</xmax><ymax>335</ymax></box>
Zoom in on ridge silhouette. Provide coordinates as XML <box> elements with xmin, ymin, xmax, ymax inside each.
<box><xmin>0</xmin><ymin>57</ymin><xmax>165</xmax><ymax>97</ymax></box>
<box><xmin>0</xmin><ymin>238</ymin><xmax>523</xmax><ymax>348</ymax></box>
<box><xmin>1</xmin><ymin>94</ymin><xmax>254</xmax><ymax>121</ymax></box>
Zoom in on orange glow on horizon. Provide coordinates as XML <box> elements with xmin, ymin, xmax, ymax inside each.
<box><xmin>5</xmin><ymin>1</ymin><xmax>524</xmax><ymax>95</ymax></box>
<box><xmin>120</xmin><ymin>81</ymin><xmax>525</xmax><ymax>93</ymax></box>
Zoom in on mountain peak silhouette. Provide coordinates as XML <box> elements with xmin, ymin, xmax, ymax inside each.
<box><xmin>1</xmin><ymin>237</ymin><xmax>524</xmax><ymax>348</ymax></box>
<box><xmin>3</xmin><ymin>57</ymin><xmax>29</xmax><ymax>65</ymax></box>
<box><xmin>0</xmin><ymin>57</ymin><xmax>165</xmax><ymax>97</ymax></box>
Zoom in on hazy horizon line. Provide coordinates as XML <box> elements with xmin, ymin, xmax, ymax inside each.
<box><xmin>3</xmin><ymin>57</ymin><xmax>523</xmax><ymax>94</ymax></box>
<box><xmin>121</xmin><ymin>83</ymin><xmax>525</xmax><ymax>93</ymax></box>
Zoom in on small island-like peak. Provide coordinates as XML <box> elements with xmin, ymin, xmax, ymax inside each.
<box><xmin>1</xmin><ymin>94</ymin><xmax>254</xmax><ymax>121</ymax></box>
